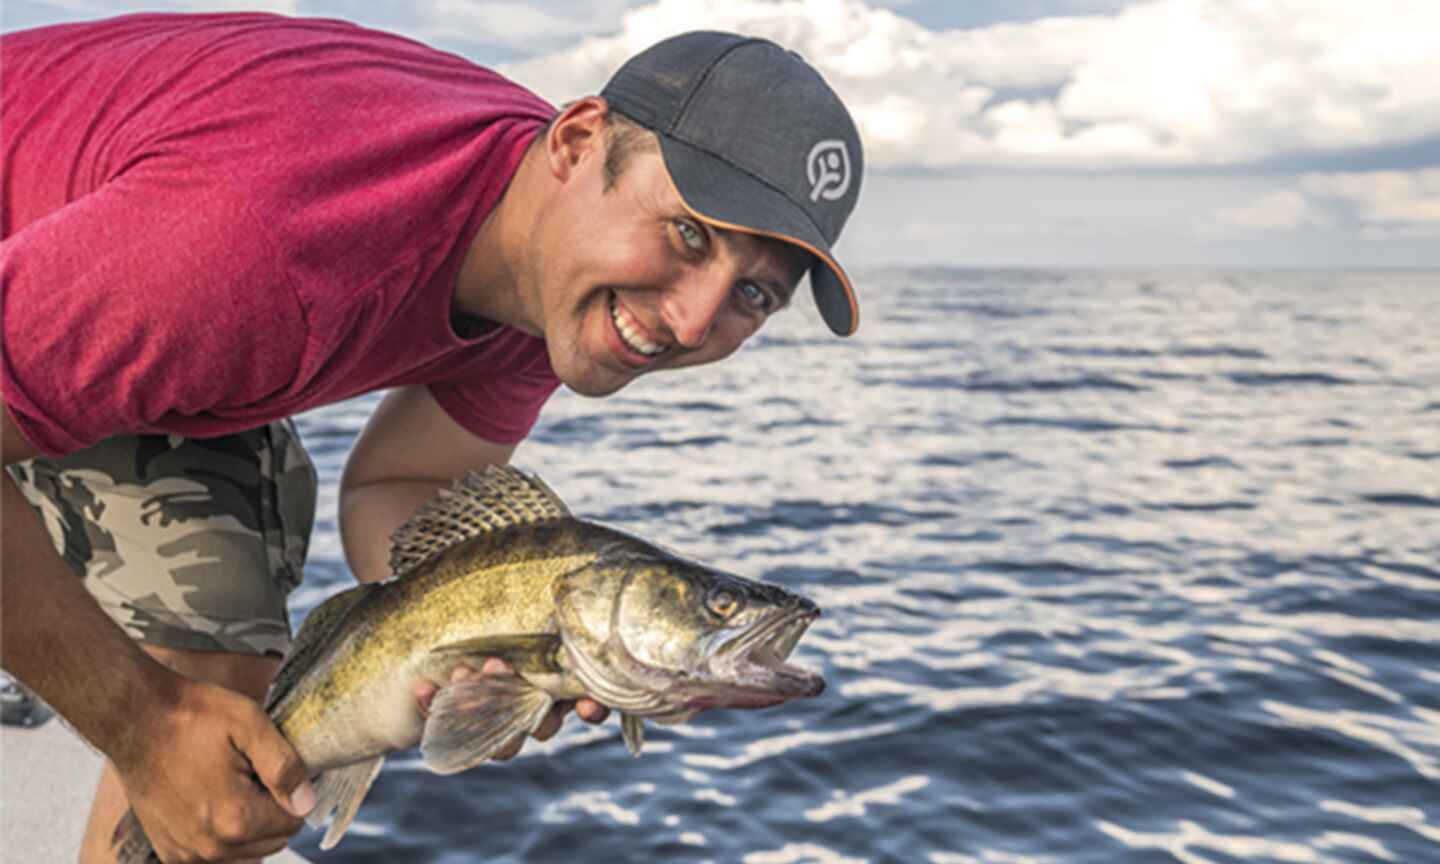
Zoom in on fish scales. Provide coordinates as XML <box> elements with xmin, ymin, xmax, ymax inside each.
<box><xmin>114</xmin><ymin>467</ymin><xmax>824</xmax><ymax>862</ymax></box>
<box><xmin>272</xmin><ymin>520</ymin><xmax>611</xmax><ymax>756</ymax></box>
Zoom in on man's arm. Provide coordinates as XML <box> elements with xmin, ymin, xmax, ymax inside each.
<box><xmin>340</xmin><ymin>385</ymin><xmax>519</xmax><ymax>583</ymax></box>
<box><xmin>340</xmin><ymin>386</ymin><xmax>608</xmax><ymax>744</ymax></box>
<box><xmin>1</xmin><ymin>401</ymin><xmax>315</xmax><ymax>862</ymax></box>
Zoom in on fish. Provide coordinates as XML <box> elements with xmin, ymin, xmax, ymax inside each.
<box><xmin>115</xmin><ymin>465</ymin><xmax>824</xmax><ymax>861</ymax></box>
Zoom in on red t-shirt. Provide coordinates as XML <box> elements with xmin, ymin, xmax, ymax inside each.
<box><xmin>1</xmin><ymin>13</ymin><xmax>561</xmax><ymax>456</ymax></box>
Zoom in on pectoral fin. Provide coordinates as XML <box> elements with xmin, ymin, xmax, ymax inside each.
<box><xmin>309</xmin><ymin>755</ymin><xmax>385</xmax><ymax>851</ymax></box>
<box><xmin>421</xmin><ymin>675</ymin><xmax>554</xmax><ymax>775</ymax></box>
<box><xmin>430</xmin><ymin>633</ymin><xmax>562</xmax><ymax>677</ymax></box>
<box><xmin>621</xmin><ymin>712</ymin><xmax>645</xmax><ymax>757</ymax></box>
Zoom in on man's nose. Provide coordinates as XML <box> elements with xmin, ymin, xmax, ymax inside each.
<box><xmin>661</xmin><ymin>272</ymin><xmax>730</xmax><ymax>350</ymax></box>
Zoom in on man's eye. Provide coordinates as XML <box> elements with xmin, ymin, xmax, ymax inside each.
<box><xmin>736</xmin><ymin>280</ymin><xmax>773</xmax><ymax>312</ymax></box>
<box><xmin>674</xmin><ymin>219</ymin><xmax>705</xmax><ymax>252</ymax></box>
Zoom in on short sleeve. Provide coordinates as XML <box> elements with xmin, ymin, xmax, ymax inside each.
<box><xmin>1</xmin><ymin>160</ymin><xmax>307</xmax><ymax>455</ymax></box>
<box><xmin>427</xmin><ymin>330</ymin><xmax>560</xmax><ymax>445</ymax></box>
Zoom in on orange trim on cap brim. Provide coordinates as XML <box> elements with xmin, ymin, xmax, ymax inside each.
<box><xmin>660</xmin><ymin>168</ymin><xmax>859</xmax><ymax>336</ymax></box>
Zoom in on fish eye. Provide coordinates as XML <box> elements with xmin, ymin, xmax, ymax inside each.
<box><xmin>706</xmin><ymin>587</ymin><xmax>744</xmax><ymax>619</ymax></box>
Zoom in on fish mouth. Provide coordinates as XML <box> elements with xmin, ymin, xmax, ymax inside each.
<box><xmin>694</xmin><ymin>602</ymin><xmax>825</xmax><ymax>709</ymax></box>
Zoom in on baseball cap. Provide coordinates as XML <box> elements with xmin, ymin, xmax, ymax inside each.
<box><xmin>601</xmin><ymin>31</ymin><xmax>864</xmax><ymax>336</ymax></box>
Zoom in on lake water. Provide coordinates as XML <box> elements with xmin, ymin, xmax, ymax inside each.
<box><xmin>288</xmin><ymin>269</ymin><xmax>1440</xmax><ymax>863</ymax></box>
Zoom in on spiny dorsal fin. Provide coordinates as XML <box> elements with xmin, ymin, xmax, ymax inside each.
<box><xmin>387</xmin><ymin>466</ymin><xmax>569</xmax><ymax>577</ymax></box>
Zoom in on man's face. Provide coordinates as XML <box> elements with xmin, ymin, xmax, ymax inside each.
<box><xmin>527</xmin><ymin>132</ymin><xmax>812</xmax><ymax>398</ymax></box>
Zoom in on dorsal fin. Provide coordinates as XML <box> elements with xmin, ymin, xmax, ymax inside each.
<box><xmin>386</xmin><ymin>466</ymin><xmax>569</xmax><ymax>577</ymax></box>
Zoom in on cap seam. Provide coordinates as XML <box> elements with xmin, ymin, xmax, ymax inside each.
<box><xmin>670</xmin><ymin>37</ymin><xmax>766</xmax><ymax>133</ymax></box>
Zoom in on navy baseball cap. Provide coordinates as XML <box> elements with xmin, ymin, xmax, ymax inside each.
<box><xmin>601</xmin><ymin>31</ymin><xmax>864</xmax><ymax>336</ymax></box>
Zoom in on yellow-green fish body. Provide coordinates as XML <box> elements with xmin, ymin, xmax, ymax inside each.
<box><xmin>268</xmin><ymin>520</ymin><xmax>601</xmax><ymax>768</ymax></box>
<box><xmin>117</xmin><ymin>467</ymin><xmax>823</xmax><ymax>861</ymax></box>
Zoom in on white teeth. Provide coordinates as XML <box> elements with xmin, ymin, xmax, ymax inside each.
<box><xmin>610</xmin><ymin>299</ymin><xmax>665</xmax><ymax>356</ymax></box>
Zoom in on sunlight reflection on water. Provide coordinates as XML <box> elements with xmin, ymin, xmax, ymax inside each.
<box><xmin>290</xmin><ymin>269</ymin><xmax>1440</xmax><ymax>863</ymax></box>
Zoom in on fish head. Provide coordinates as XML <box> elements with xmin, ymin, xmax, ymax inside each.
<box><xmin>556</xmin><ymin>547</ymin><xmax>824</xmax><ymax>715</ymax></box>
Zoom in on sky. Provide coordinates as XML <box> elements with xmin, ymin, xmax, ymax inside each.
<box><xmin>4</xmin><ymin>0</ymin><xmax>1439</xmax><ymax>269</ymax></box>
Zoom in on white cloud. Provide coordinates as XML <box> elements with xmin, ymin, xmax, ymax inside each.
<box><xmin>497</xmin><ymin>0</ymin><xmax>1107</xmax><ymax>167</ymax></box>
<box><xmin>1302</xmin><ymin>169</ymin><xmax>1440</xmax><ymax>236</ymax></box>
<box><xmin>497</xmin><ymin>0</ymin><xmax>1440</xmax><ymax>170</ymax></box>
<box><xmin>1213</xmin><ymin>190</ymin><xmax>1324</xmax><ymax>231</ymax></box>
<box><xmin>1208</xmin><ymin>169</ymin><xmax>1440</xmax><ymax>238</ymax></box>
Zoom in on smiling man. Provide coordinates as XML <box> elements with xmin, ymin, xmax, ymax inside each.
<box><xmin>0</xmin><ymin>13</ymin><xmax>861</xmax><ymax>864</ymax></box>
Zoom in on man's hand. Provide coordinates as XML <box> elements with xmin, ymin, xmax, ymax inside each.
<box><xmin>115</xmin><ymin>675</ymin><xmax>315</xmax><ymax>863</ymax></box>
<box><xmin>414</xmin><ymin>659</ymin><xmax>610</xmax><ymax>761</ymax></box>
<box><xmin>2</xmin><ymin>410</ymin><xmax>312</xmax><ymax>862</ymax></box>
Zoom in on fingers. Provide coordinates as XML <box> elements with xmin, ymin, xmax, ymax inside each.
<box><xmin>415</xmin><ymin>663</ymin><xmax>487</xmax><ymax>718</ymax></box>
<box><xmin>576</xmin><ymin>698</ymin><xmax>610</xmax><ymax>724</ymax></box>
<box><xmin>119</xmin><ymin>678</ymin><xmax>310</xmax><ymax>863</ymax></box>
<box><xmin>231</xmin><ymin>701</ymin><xmax>315</xmax><ymax>820</ymax></box>
<box><xmin>414</xmin><ymin>679</ymin><xmax>440</xmax><ymax>717</ymax></box>
<box><xmin>137</xmin><ymin>760</ymin><xmax>302</xmax><ymax>862</ymax></box>
<box><xmin>210</xmin><ymin>791</ymin><xmax>302</xmax><ymax>860</ymax></box>
<box><xmin>478</xmin><ymin>657</ymin><xmax>512</xmax><ymax>676</ymax></box>
<box><xmin>492</xmin><ymin>733</ymin><xmax>526</xmax><ymax>762</ymax></box>
<box><xmin>532</xmin><ymin>702</ymin><xmax>569</xmax><ymax>741</ymax></box>
<box><xmin>528</xmin><ymin>699</ymin><xmax>606</xmax><ymax>737</ymax></box>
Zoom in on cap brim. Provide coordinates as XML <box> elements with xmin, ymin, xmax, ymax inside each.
<box><xmin>656</xmin><ymin>136</ymin><xmax>859</xmax><ymax>336</ymax></box>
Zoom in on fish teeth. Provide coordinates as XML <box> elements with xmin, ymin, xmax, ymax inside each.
<box><xmin>610</xmin><ymin>298</ymin><xmax>665</xmax><ymax>356</ymax></box>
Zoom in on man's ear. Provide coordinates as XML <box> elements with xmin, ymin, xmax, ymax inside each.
<box><xmin>546</xmin><ymin>96</ymin><xmax>610</xmax><ymax>182</ymax></box>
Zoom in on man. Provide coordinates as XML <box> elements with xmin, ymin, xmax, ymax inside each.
<box><xmin>0</xmin><ymin>11</ymin><xmax>862</xmax><ymax>863</ymax></box>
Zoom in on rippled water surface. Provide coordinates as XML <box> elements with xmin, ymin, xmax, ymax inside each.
<box><xmin>290</xmin><ymin>270</ymin><xmax>1440</xmax><ymax>863</ymax></box>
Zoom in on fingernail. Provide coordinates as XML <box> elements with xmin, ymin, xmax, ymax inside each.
<box><xmin>291</xmin><ymin>782</ymin><xmax>318</xmax><ymax>816</ymax></box>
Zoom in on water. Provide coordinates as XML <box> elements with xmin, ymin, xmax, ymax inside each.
<box><xmin>288</xmin><ymin>270</ymin><xmax>1440</xmax><ymax>863</ymax></box>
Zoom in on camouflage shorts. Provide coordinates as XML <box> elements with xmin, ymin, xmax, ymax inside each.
<box><xmin>6</xmin><ymin>421</ymin><xmax>316</xmax><ymax>658</ymax></box>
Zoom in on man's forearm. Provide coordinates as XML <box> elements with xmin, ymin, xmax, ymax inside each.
<box><xmin>338</xmin><ymin>478</ymin><xmax>451</xmax><ymax>584</ymax></box>
<box><xmin>0</xmin><ymin>470</ymin><xmax>178</xmax><ymax>765</ymax></box>
<box><xmin>336</xmin><ymin>385</ymin><xmax>518</xmax><ymax>583</ymax></box>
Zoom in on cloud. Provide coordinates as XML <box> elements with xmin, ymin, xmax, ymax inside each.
<box><xmin>1302</xmin><ymin>169</ymin><xmax>1440</xmax><ymax>236</ymax></box>
<box><xmin>1209</xmin><ymin>169</ymin><xmax>1440</xmax><ymax>237</ymax></box>
<box><xmin>496</xmin><ymin>0</ymin><xmax>1106</xmax><ymax>167</ymax></box>
<box><xmin>1213</xmin><ymin>190</ymin><xmax>1325</xmax><ymax>232</ymax></box>
<box><xmin>497</xmin><ymin>0</ymin><xmax>1440</xmax><ymax>171</ymax></box>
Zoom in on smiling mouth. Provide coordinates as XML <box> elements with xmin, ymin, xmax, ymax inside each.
<box><xmin>608</xmin><ymin>294</ymin><xmax>667</xmax><ymax>358</ymax></box>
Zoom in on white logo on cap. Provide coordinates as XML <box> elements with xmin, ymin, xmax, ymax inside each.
<box><xmin>807</xmin><ymin>139</ymin><xmax>851</xmax><ymax>203</ymax></box>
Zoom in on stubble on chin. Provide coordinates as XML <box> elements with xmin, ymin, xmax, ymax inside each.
<box><xmin>561</xmin><ymin>363</ymin><xmax>637</xmax><ymax>398</ymax></box>
<box><xmin>547</xmin><ymin>338</ymin><xmax>635</xmax><ymax>399</ymax></box>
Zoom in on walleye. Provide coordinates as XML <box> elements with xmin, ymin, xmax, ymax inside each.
<box><xmin>115</xmin><ymin>466</ymin><xmax>823</xmax><ymax>861</ymax></box>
